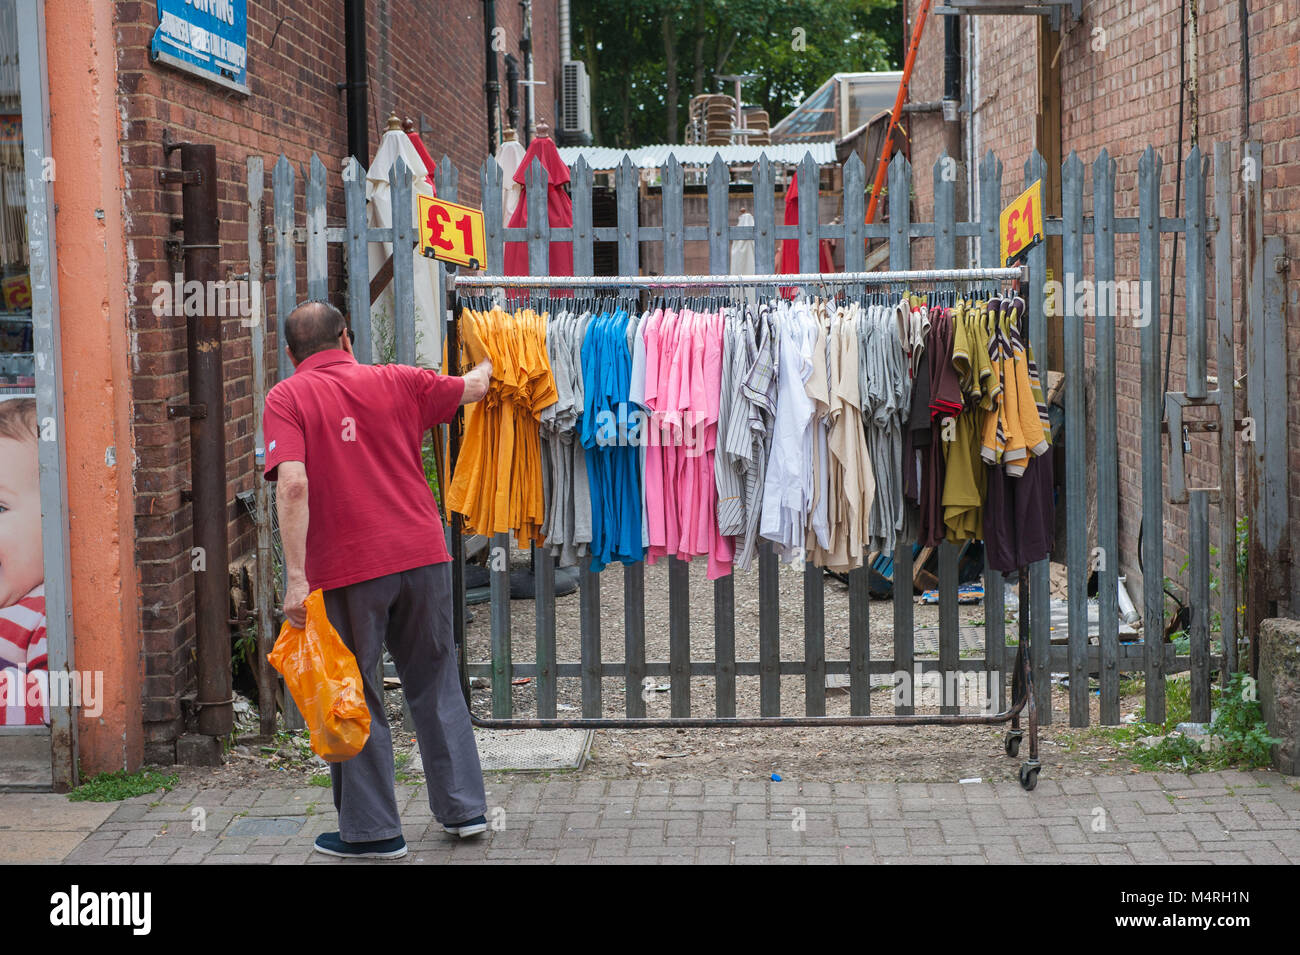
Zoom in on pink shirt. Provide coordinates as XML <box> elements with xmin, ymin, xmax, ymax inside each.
<box><xmin>702</xmin><ymin>312</ymin><xmax>734</xmax><ymax>578</ymax></box>
<box><xmin>640</xmin><ymin>307</ymin><xmax>734</xmax><ymax>578</ymax></box>
<box><xmin>643</xmin><ymin>308</ymin><xmax>668</xmax><ymax>556</ymax></box>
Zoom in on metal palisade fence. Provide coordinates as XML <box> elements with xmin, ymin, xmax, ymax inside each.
<box><xmin>255</xmin><ymin>141</ymin><xmax>1268</xmax><ymax>728</ymax></box>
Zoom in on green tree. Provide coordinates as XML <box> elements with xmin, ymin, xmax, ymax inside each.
<box><xmin>571</xmin><ymin>0</ymin><xmax>901</xmax><ymax>148</ymax></box>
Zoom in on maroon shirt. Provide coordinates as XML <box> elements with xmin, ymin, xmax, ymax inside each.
<box><xmin>262</xmin><ymin>349</ymin><xmax>465</xmax><ymax>591</ymax></box>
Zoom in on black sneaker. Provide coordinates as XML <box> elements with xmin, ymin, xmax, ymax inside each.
<box><xmin>442</xmin><ymin>815</ymin><xmax>488</xmax><ymax>838</ymax></box>
<box><xmin>313</xmin><ymin>831</ymin><xmax>408</xmax><ymax>859</ymax></box>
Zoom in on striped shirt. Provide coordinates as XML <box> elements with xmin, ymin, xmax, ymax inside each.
<box><xmin>0</xmin><ymin>584</ymin><xmax>47</xmax><ymax>726</ymax></box>
<box><xmin>728</xmin><ymin>304</ymin><xmax>779</xmax><ymax>570</ymax></box>
<box><xmin>714</xmin><ymin>308</ymin><xmax>746</xmax><ymax>537</ymax></box>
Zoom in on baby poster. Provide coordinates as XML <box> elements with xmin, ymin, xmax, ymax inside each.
<box><xmin>0</xmin><ymin>397</ymin><xmax>47</xmax><ymax>725</ymax></box>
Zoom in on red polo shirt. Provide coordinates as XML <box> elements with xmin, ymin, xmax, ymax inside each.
<box><xmin>262</xmin><ymin>349</ymin><xmax>465</xmax><ymax>591</ymax></box>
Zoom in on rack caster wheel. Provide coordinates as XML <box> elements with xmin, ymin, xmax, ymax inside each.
<box><xmin>1019</xmin><ymin>762</ymin><xmax>1040</xmax><ymax>791</ymax></box>
<box><xmin>1004</xmin><ymin>731</ymin><xmax>1022</xmax><ymax>757</ymax></box>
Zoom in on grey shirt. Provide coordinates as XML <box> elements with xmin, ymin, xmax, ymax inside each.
<box><xmin>539</xmin><ymin>309</ymin><xmax>593</xmax><ymax>566</ymax></box>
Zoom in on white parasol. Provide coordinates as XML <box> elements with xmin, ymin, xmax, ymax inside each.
<box><xmin>366</xmin><ymin>115</ymin><xmax>442</xmax><ymax>367</ymax></box>
<box><xmin>730</xmin><ymin>210</ymin><xmax>757</xmax><ymax>303</ymax></box>
<box><xmin>496</xmin><ymin>128</ymin><xmax>526</xmax><ymax>226</ymax></box>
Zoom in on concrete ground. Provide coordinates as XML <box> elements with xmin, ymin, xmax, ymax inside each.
<box><xmin>3</xmin><ymin>769</ymin><xmax>1298</xmax><ymax>864</ymax></box>
<box><xmin>0</xmin><ymin>794</ymin><xmax>117</xmax><ymax>864</ymax></box>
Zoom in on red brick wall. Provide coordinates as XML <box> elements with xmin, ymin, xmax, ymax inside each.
<box><xmin>899</xmin><ymin>2</ymin><xmax>944</xmax><ymax>238</ymax></box>
<box><xmin>904</xmin><ymin>10</ymin><xmax>1037</xmax><ymax>247</ymax></box>
<box><xmin>902</xmin><ymin>1</ymin><xmax>1300</xmax><ymax>620</ymax></box>
<box><xmin>114</xmin><ymin>0</ymin><xmax>561</xmax><ymax>761</ymax></box>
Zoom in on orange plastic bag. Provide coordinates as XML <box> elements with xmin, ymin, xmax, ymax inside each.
<box><xmin>267</xmin><ymin>590</ymin><xmax>371</xmax><ymax>762</ymax></box>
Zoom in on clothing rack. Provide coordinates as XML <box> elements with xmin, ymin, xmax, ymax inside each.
<box><xmin>445</xmin><ymin>264</ymin><xmax>1042</xmax><ymax>791</ymax></box>
<box><xmin>451</xmin><ymin>266</ymin><xmax>1028</xmax><ymax>290</ymax></box>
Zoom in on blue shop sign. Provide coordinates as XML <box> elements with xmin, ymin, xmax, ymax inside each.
<box><xmin>150</xmin><ymin>0</ymin><xmax>249</xmax><ymax>94</ymax></box>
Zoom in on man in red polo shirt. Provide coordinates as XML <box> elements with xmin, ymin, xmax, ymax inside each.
<box><xmin>263</xmin><ymin>300</ymin><xmax>492</xmax><ymax>859</ymax></box>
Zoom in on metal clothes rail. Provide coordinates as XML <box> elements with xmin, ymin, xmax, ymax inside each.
<box><xmin>451</xmin><ymin>266</ymin><xmax>1028</xmax><ymax>290</ymax></box>
<box><xmin>445</xmin><ymin>265</ymin><xmax>1043</xmax><ymax>790</ymax></box>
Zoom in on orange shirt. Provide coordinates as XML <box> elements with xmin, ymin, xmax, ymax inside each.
<box><xmin>447</xmin><ymin>306</ymin><xmax>558</xmax><ymax>547</ymax></box>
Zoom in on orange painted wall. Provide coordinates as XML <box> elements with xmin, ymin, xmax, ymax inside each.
<box><xmin>45</xmin><ymin>0</ymin><xmax>142</xmax><ymax>774</ymax></box>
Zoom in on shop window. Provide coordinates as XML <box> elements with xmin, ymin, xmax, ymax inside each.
<box><xmin>0</xmin><ymin>0</ymin><xmax>31</xmax><ymax>397</ymax></box>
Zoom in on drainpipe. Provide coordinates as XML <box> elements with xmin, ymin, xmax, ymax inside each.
<box><xmin>520</xmin><ymin>0</ymin><xmax>534</xmax><ymax>144</ymax></box>
<box><xmin>344</xmin><ymin>0</ymin><xmax>369</xmax><ymax>163</ymax></box>
<box><xmin>559</xmin><ymin>0</ymin><xmax>570</xmax><ymax>63</ymax></box>
<box><xmin>163</xmin><ymin>141</ymin><xmax>233</xmax><ymax>743</ymax></box>
<box><xmin>943</xmin><ymin>13</ymin><xmax>965</xmax><ymax>265</ymax></box>
<box><xmin>943</xmin><ymin>14</ymin><xmax>961</xmax><ymax>152</ymax></box>
<box><xmin>505</xmin><ymin>53</ymin><xmax>520</xmax><ymax>133</ymax></box>
<box><xmin>966</xmin><ymin>14</ymin><xmax>979</xmax><ymax>263</ymax></box>
<box><xmin>484</xmin><ymin>0</ymin><xmax>500</xmax><ymax>155</ymax></box>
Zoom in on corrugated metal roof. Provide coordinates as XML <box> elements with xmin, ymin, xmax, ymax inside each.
<box><xmin>554</xmin><ymin>143</ymin><xmax>836</xmax><ymax>170</ymax></box>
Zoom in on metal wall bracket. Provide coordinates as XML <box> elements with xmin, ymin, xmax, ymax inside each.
<box><xmin>167</xmin><ymin>403</ymin><xmax>208</xmax><ymax>419</ymax></box>
<box><xmin>158</xmin><ymin>168</ymin><xmax>202</xmax><ymax>186</ymax></box>
<box><xmin>263</xmin><ymin>224</ymin><xmax>347</xmax><ymax>245</ymax></box>
<box><xmin>935</xmin><ymin>0</ymin><xmax>1081</xmax><ymax>28</ymax></box>
<box><xmin>1164</xmin><ymin>390</ymin><xmax>1231</xmax><ymax>504</ymax></box>
<box><xmin>161</xmin><ymin>128</ymin><xmax>192</xmax><ymax>156</ymax></box>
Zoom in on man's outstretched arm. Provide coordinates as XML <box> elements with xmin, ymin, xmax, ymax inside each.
<box><xmin>459</xmin><ymin>358</ymin><xmax>493</xmax><ymax>405</ymax></box>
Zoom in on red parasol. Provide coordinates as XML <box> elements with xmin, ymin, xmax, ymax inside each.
<box><xmin>779</xmin><ymin>171</ymin><xmax>835</xmax><ymax>297</ymax></box>
<box><xmin>503</xmin><ymin>133</ymin><xmax>574</xmax><ymax>284</ymax></box>
<box><xmin>405</xmin><ymin>128</ymin><xmax>438</xmax><ymax>195</ymax></box>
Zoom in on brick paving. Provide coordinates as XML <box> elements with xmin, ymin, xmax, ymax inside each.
<box><xmin>53</xmin><ymin>771</ymin><xmax>1300</xmax><ymax>865</ymax></box>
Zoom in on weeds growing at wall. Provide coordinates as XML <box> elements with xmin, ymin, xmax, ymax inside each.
<box><xmin>69</xmin><ymin>769</ymin><xmax>179</xmax><ymax>803</ymax></box>
<box><xmin>1107</xmin><ymin>672</ymin><xmax>1280</xmax><ymax>771</ymax></box>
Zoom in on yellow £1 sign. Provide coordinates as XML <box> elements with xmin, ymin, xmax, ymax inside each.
<box><xmin>418</xmin><ymin>195</ymin><xmax>486</xmax><ymax>270</ymax></box>
<box><xmin>999</xmin><ymin>179</ymin><xmax>1044</xmax><ymax>267</ymax></box>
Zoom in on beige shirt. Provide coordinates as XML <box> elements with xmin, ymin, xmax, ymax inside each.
<box><xmin>803</xmin><ymin>300</ymin><xmax>832</xmax><ymax>560</ymax></box>
<box><xmin>815</xmin><ymin>304</ymin><xmax>876</xmax><ymax>573</ymax></box>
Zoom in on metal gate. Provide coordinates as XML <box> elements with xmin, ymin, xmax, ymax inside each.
<box><xmin>253</xmin><ymin>138</ymin><xmax>1274</xmax><ymax>740</ymax></box>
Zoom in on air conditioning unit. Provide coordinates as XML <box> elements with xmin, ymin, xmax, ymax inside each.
<box><xmin>561</xmin><ymin>60</ymin><xmax>592</xmax><ymax>144</ymax></box>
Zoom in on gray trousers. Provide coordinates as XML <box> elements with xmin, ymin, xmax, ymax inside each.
<box><xmin>323</xmin><ymin>561</ymin><xmax>486</xmax><ymax>841</ymax></box>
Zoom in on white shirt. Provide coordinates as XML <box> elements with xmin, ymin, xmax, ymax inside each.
<box><xmin>759</xmin><ymin>300</ymin><xmax>816</xmax><ymax>561</ymax></box>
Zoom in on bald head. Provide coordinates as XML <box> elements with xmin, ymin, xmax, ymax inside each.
<box><xmin>285</xmin><ymin>300</ymin><xmax>347</xmax><ymax>363</ymax></box>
